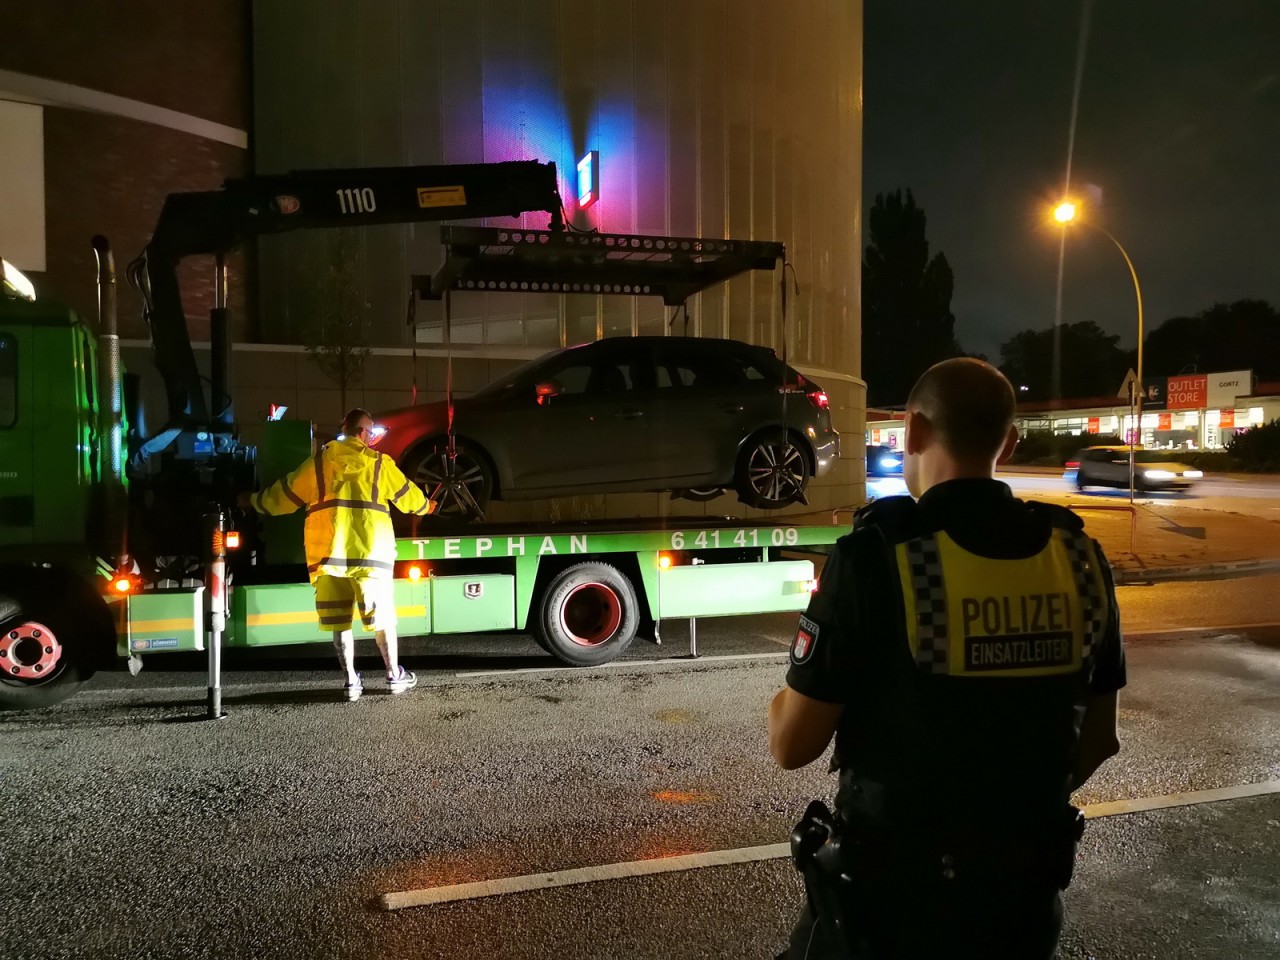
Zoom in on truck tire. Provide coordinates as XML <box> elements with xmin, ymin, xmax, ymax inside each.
<box><xmin>0</xmin><ymin>570</ymin><xmax>110</xmax><ymax>711</ymax></box>
<box><xmin>532</xmin><ymin>562</ymin><xmax>638</xmax><ymax>667</ymax></box>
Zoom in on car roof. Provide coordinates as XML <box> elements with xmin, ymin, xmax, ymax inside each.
<box><xmin>567</xmin><ymin>335</ymin><xmax>774</xmax><ymax>352</ymax></box>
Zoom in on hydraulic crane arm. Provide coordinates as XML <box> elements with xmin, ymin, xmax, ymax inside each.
<box><xmin>134</xmin><ymin>160</ymin><xmax>562</xmax><ymax>429</ymax></box>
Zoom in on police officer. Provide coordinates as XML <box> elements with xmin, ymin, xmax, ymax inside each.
<box><xmin>241</xmin><ymin>408</ymin><xmax>436</xmax><ymax>701</ymax></box>
<box><xmin>769</xmin><ymin>359</ymin><xmax>1125</xmax><ymax>959</ymax></box>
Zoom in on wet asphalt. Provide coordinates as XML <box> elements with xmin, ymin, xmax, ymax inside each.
<box><xmin>1</xmin><ymin>579</ymin><xmax>1277</xmax><ymax>959</ymax></box>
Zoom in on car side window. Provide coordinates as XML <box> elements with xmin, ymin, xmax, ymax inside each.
<box><xmin>654</xmin><ymin>348</ymin><xmax>741</xmax><ymax>390</ymax></box>
<box><xmin>550</xmin><ymin>360</ymin><xmax>635</xmax><ymax>396</ymax></box>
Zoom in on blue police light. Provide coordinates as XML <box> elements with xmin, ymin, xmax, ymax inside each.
<box><xmin>577</xmin><ymin>150</ymin><xmax>599</xmax><ymax>209</ymax></box>
<box><xmin>880</xmin><ymin>456</ymin><xmax>902</xmax><ymax>469</ymax></box>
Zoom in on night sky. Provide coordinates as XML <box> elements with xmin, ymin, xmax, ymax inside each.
<box><xmin>863</xmin><ymin>1</ymin><xmax>1280</xmax><ymax>361</ymax></box>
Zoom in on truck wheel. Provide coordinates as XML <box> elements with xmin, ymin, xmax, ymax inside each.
<box><xmin>0</xmin><ymin>572</ymin><xmax>107</xmax><ymax>711</ymax></box>
<box><xmin>532</xmin><ymin>562</ymin><xmax>638</xmax><ymax>666</ymax></box>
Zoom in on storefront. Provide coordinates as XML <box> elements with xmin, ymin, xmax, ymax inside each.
<box><xmin>866</xmin><ymin>371</ymin><xmax>1278</xmax><ymax>452</ymax></box>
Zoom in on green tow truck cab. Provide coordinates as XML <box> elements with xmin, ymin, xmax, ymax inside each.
<box><xmin>0</xmin><ymin>256</ymin><xmax>122</xmax><ymax>708</ymax></box>
<box><xmin>0</xmin><ymin>162</ymin><xmax>842</xmax><ymax>713</ymax></box>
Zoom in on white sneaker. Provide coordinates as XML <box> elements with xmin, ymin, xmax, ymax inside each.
<box><xmin>344</xmin><ymin>674</ymin><xmax>363</xmax><ymax>702</ymax></box>
<box><xmin>386</xmin><ymin>666</ymin><xmax>417</xmax><ymax>694</ymax></box>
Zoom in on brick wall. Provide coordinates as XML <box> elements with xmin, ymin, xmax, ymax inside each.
<box><xmin>2</xmin><ymin>0</ymin><xmax>251</xmax><ymax>338</ymax></box>
<box><xmin>0</xmin><ymin>1</ymin><xmax>250</xmax><ymax>129</ymax></box>
<box><xmin>39</xmin><ymin>108</ymin><xmax>249</xmax><ymax>340</ymax></box>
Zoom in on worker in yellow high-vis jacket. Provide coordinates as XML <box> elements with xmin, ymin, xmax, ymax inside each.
<box><xmin>241</xmin><ymin>408</ymin><xmax>436</xmax><ymax>701</ymax></box>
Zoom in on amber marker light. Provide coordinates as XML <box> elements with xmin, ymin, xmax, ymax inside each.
<box><xmin>658</xmin><ymin>555</ymin><xmax>672</xmax><ymax>570</ymax></box>
<box><xmin>225</xmin><ymin>531</ymin><xmax>241</xmax><ymax>550</ymax></box>
<box><xmin>407</xmin><ymin>565</ymin><xmax>424</xmax><ymax>582</ymax></box>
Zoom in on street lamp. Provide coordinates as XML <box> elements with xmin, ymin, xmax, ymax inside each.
<box><xmin>1054</xmin><ymin>199</ymin><xmax>1145</xmax><ymax>502</ymax></box>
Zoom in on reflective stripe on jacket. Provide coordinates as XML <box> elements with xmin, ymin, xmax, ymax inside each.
<box><xmin>251</xmin><ymin>437</ymin><xmax>433</xmax><ymax>581</ymax></box>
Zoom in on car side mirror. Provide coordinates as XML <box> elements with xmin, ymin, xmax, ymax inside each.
<box><xmin>535</xmin><ymin>380</ymin><xmax>562</xmax><ymax>405</ymax></box>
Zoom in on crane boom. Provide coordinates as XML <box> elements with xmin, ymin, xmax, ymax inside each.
<box><xmin>136</xmin><ymin>160</ymin><xmax>562</xmax><ymax>430</ymax></box>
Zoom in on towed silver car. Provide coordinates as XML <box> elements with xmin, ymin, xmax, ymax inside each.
<box><xmin>376</xmin><ymin>336</ymin><xmax>840</xmax><ymax>518</ymax></box>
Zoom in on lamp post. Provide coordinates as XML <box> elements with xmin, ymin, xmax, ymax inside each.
<box><xmin>1053</xmin><ymin>201</ymin><xmax>1145</xmax><ymax>502</ymax></box>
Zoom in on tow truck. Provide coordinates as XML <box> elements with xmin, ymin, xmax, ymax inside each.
<box><xmin>0</xmin><ymin>161</ymin><xmax>843</xmax><ymax>713</ymax></box>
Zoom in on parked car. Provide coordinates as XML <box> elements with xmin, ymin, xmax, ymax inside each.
<box><xmin>1066</xmin><ymin>446</ymin><xmax>1203</xmax><ymax>492</ymax></box>
<box><xmin>374</xmin><ymin>336</ymin><xmax>841</xmax><ymax>518</ymax></box>
<box><xmin>865</xmin><ymin>444</ymin><xmax>903</xmax><ymax>478</ymax></box>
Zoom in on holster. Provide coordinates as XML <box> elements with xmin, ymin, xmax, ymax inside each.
<box><xmin>790</xmin><ymin>800</ymin><xmax>856</xmax><ymax>954</ymax></box>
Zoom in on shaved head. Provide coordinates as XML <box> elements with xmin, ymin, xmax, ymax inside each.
<box><xmin>907</xmin><ymin>359</ymin><xmax>1016</xmax><ymax>463</ymax></box>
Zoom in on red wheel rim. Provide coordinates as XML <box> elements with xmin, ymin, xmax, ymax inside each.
<box><xmin>559</xmin><ymin>583</ymin><xmax>623</xmax><ymax>647</ymax></box>
<box><xmin>0</xmin><ymin>621</ymin><xmax>62</xmax><ymax>681</ymax></box>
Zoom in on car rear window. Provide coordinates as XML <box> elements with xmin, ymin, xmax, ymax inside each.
<box><xmin>656</xmin><ymin>346</ymin><xmax>787</xmax><ymax>389</ymax></box>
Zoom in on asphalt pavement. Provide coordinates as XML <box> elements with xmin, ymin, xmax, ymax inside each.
<box><xmin>3</xmin><ymin>570</ymin><xmax>1279</xmax><ymax>960</ymax></box>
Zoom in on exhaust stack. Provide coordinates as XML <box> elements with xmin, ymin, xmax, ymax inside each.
<box><xmin>92</xmin><ymin>236</ymin><xmax>127</xmax><ymax>551</ymax></box>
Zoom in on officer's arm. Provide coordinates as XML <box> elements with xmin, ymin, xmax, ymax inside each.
<box><xmin>768</xmin><ymin>688</ymin><xmax>843</xmax><ymax>770</ymax></box>
<box><xmin>1071</xmin><ymin>691</ymin><xmax>1119</xmax><ymax>790</ymax></box>
<box><xmin>768</xmin><ymin>541</ymin><xmax>853</xmax><ymax>770</ymax></box>
<box><xmin>381</xmin><ymin>457</ymin><xmax>436</xmax><ymax>516</ymax></box>
<box><xmin>251</xmin><ymin>458</ymin><xmax>319</xmax><ymax>516</ymax></box>
<box><xmin>1072</xmin><ymin>541</ymin><xmax>1126</xmax><ymax>790</ymax></box>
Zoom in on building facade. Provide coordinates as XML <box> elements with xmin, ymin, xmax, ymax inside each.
<box><xmin>247</xmin><ymin>0</ymin><xmax>865</xmax><ymax>519</ymax></box>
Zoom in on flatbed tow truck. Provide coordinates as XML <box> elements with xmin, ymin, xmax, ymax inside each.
<box><xmin>0</xmin><ymin>160</ymin><xmax>844</xmax><ymax>713</ymax></box>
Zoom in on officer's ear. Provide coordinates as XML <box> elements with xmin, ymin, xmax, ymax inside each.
<box><xmin>904</xmin><ymin>409</ymin><xmax>932</xmax><ymax>455</ymax></box>
<box><xmin>995</xmin><ymin>423</ymin><xmax>1020</xmax><ymax>466</ymax></box>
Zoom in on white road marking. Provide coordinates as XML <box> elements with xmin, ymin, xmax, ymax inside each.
<box><xmin>1124</xmin><ymin>621</ymin><xmax>1280</xmax><ymax>638</ymax></box>
<box><xmin>381</xmin><ymin>780</ymin><xmax>1280</xmax><ymax>911</ymax></box>
<box><xmin>1082</xmin><ymin>780</ymin><xmax>1280</xmax><ymax>818</ymax></box>
<box><xmin>381</xmin><ymin>842</ymin><xmax>790</xmax><ymax>910</ymax></box>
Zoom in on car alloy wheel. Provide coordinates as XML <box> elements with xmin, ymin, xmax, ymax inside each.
<box><xmin>410</xmin><ymin>443</ymin><xmax>493</xmax><ymax>521</ymax></box>
<box><xmin>742</xmin><ymin>435</ymin><xmax>809</xmax><ymax>508</ymax></box>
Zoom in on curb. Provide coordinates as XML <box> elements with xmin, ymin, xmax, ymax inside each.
<box><xmin>1113</xmin><ymin>557</ymin><xmax>1280</xmax><ymax>584</ymax></box>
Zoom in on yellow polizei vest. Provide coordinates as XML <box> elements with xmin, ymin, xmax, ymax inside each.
<box><xmin>895</xmin><ymin>528</ymin><xmax>1107</xmax><ymax>678</ymax></box>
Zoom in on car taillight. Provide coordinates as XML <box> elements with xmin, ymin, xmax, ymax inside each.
<box><xmin>807</xmin><ymin>390</ymin><xmax>829</xmax><ymax>409</ymax></box>
<box><xmin>1065</xmin><ymin>461</ymin><xmax>1080</xmax><ymax>469</ymax></box>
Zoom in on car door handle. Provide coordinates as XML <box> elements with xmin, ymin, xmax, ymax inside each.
<box><xmin>614</xmin><ymin>409</ymin><xmax>645</xmax><ymax>420</ymax></box>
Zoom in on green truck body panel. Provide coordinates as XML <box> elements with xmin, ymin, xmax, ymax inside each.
<box><xmin>655</xmin><ymin>560</ymin><xmax>815</xmax><ymax>619</ymax></box>
<box><xmin>119</xmin><ymin>524</ymin><xmax>838</xmax><ymax>653</ymax></box>
<box><xmin>111</xmin><ymin>589</ymin><xmax>207</xmax><ymax>655</ymax></box>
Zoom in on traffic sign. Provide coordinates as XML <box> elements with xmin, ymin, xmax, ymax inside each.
<box><xmin>1117</xmin><ymin>369</ymin><xmax>1138</xmax><ymax>399</ymax></box>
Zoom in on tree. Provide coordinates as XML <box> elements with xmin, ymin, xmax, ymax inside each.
<box><xmin>1143</xmin><ymin>299</ymin><xmax>1280</xmax><ymax>380</ymax></box>
<box><xmin>301</xmin><ymin>229</ymin><xmax>371</xmax><ymax>414</ymax></box>
<box><xmin>862</xmin><ymin>189</ymin><xmax>962</xmax><ymax>407</ymax></box>
<box><xmin>998</xmin><ymin>321</ymin><xmax>1128</xmax><ymax>402</ymax></box>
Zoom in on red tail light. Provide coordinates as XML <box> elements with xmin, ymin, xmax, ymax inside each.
<box><xmin>1065</xmin><ymin>461</ymin><xmax>1080</xmax><ymax>469</ymax></box>
<box><xmin>807</xmin><ymin>390</ymin><xmax>829</xmax><ymax>409</ymax></box>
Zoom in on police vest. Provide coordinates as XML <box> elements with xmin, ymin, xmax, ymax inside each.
<box><xmin>834</xmin><ymin>498</ymin><xmax>1108</xmax><ymax>838</ymax></box>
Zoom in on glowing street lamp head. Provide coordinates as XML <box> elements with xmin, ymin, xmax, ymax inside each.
<box><xmin>1053</xmin><ymin>201</ymin><xmax>1078</xmax><ymax>224</ymax></box>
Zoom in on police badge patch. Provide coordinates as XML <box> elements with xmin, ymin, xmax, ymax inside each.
<box><xmin>791</xmin><ymin>615</ymin><xmax>820</xmax><ymax>664</ymax></box>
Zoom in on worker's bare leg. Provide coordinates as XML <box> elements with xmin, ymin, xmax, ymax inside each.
<box><xmin>375</xmin><ymin>626</ymin><xmax>399</xmax><ymax>678</ymax></box>
<box><xmin>333</xmin><ymin>629</ymin><xmax>358</xmax><ymax>684</ymax></box>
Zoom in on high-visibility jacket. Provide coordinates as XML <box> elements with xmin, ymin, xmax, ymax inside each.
<box><xmin>251</xmin><ymin>437</ymin><xmax>434</xmax><ymax>581</ymax></box>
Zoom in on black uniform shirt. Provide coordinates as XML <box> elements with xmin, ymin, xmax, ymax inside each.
<box><xmin>786</xmin><ymin>479</ymin><xmax>1126</xmax><ymax>824</ymax></box>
